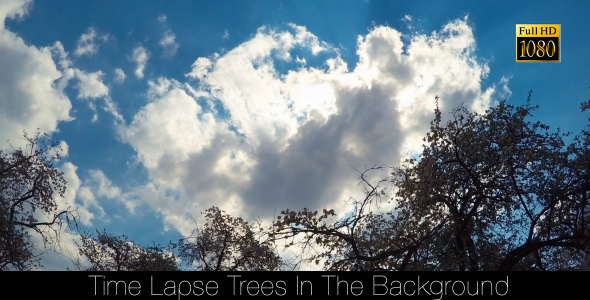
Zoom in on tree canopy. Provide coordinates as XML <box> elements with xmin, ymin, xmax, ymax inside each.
<box><xmin>272</xmin><ymin>94</ymin><xmax>590</xmax><ymax>271</ymax></box>
<box><xmin>3</xmin><ymin>93</ymin><xmax>590</xmax><ymax>271</ymax></box>
<box><xmin>76</xmin><ymin>229</ymin><xmax>179</xmax><ymax>271</ymax></box>
<box><xmin>0</xmin><ymin>131</ymin><xmax>76</xmax><ymax>270</ymax></box>
<box><xmin>177</xmin><ymin>206</ymin><xmax>288</xmax><ymax>271</ymax></box>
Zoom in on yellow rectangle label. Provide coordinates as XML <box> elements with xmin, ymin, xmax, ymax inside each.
<box><xmin>516</xmin><ymin>24</ymin><xmax>560</xmax><ymax>37</ymax></box>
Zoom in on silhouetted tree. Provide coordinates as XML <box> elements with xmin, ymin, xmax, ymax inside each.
<box><xmin>177</xmin><ymin>206</ymin><xmax>288</xmax><ymax>271</ymax></box>
<box><xmin>77</xmin><ymin>229</ymin><xmax>178</xmax><ymax>271</ymax></box>
<box><xmin>0</xmin><ymin>131</ymin><xmax>76</xmax><ymax>270</ymax></box>
<box><xmin>272</xmin><ymin>93</ymin><xmax>590</xmax><ymax>271</ymax></box>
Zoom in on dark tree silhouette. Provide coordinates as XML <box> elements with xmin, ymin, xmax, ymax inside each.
<box><xmin>272</xmin><ymin>93</ymin><xmax>590</xmax><ymax>271</ymax></box>
<box><xmin>177</xmin><ymin>206</ymin><xmax>289</xmax><ymax>271</ymax></box>
<box><xmin>77</xmin><ymin>229</ymin><xmax>178</xmax><ymax>271</ymax></box>
<box><xmin>0</xmin><ymin>131</ymin><xmax>76</xmax><ymax>270</ymax></box>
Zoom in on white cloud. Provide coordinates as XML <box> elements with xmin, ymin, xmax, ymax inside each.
<box><xmin>59</xmin><ymin>162</ymin><xmax>106</xmax><ymax>226</ymax></box>
<box><xmin>114</xmin><ymin>67</ymin><xmax>126</xmax><ymax>82</ymax></box>
<box><xmin>102</xmin><ymin>95</ymin><xmax>124</xmax><ymax>123</ymax></box>
<box><xmin>122</xmin><ymin>78</ymin><xmax>219</xmax><ymax>174</ymax></box>
<box><xmin>78</xmin><ymin>186</ymin><xmax>104</xmax><ymax>217</ymax></box>
<box><xmin>89</xmin><ymin>169</ymin><xmax>122</xmax><ymax>199</ymax></box>
<box><xmin>159</xmin><ymin>31</ymin><xmax>179</xmax><ymax>57</ymax></box>
<box><xmin>86</xmin><ymin>169</ymin><xmax>139</xmax><ymax>213</ymax></box>
<box><xmin>74</xmin><ymin>27</ymin><xmax>111</xmax><ymax>56</ymax></box>
<box><xmin>131</xmin><ymin>46</ymin><xmax>149</xmax><ymax>79</ymax></box>
<box><xmin>133</xmin><ymin>183</ymin><xmax>198</xmax><ymax>236</ymax></box>
<box><xmin>157</xmin><ymin>15</ymin><xmax>179</xmax><ymax>58</ymax></box>
<box><xmin>0</xmin><ymin>0</ymin><xmax>120</xmax><ymax>143</ymax></box>
<box><xmin>75</xmin><ymin>27</ymin><xmax>98</xmax><ymax>56</ymax></box>
<box><xmin>186</xmin><ymin>57</ymin><xmax>212</xmax><ymax>80</ymax></box>
<box><xmin>223</xmin><ymin>30</ymin><xmax>229</xmax><ymax>40</ymax></box>
<box><xmin>124</xmin><ymin>20</ymin><xmax>503</xmax><ymax>237</ymax></box>
<box><xmin>0</xmin><ymin>1</ymin><xmax>123</xmax><ymax>270</ymax></box>
<box><xmin>499</xmin><ymin>76</ymin><xmax>512</xmax><ymax>99</ymax></box>
<box><xmin>50</xmin><ymin>41</ymin><xmax>123</xmax><ymax>123</ymax></box>
<box><xmin>88</xmin><ymin>101</ymin><xmax>98</xmax><ymax>123</ymax></box>
<box><xmin>401</xmin><ymin>15</ymin><xmax>415</xmax><ymax>30</ymax></box>
<box><xmin>0</xmin><ymin>0</ymin><xmax>31</xmax><ymax>30</ymax></box>
<box><xmin>0</xmin><ymin>4</ymin><xmax>72</xmax><ymax>149</ymax></box>
<box><xmin>74</xmin><ymin>70</ymin><xmax>109</xmax><ymax>99</ymax></box>
<box><xmin>36</xmin><ymin>231</ymin><xmax>88</xmax><ymax>270</ymax></box>
<box><xmin>288</xmin><ymin>23</ymin><xmax>329</xmax><ymax>55</ymax></box>
<box><xmin>58</xmin><ymin>140</ymin><xmax>69</xmax><ymax>157</ymax></box>
<box><xmin>11</xmin><ymin>159</ymin><xmax>97</xmax><ymax>271</ymax></box>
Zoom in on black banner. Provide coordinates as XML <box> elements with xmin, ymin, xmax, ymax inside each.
<box><xmin>516</xmin><ymin>37</ymin><xmax>560</xmax><ymax>62</ymax></box>
<box><xmin>3</xmin><ymin>271</ymin><xmax>581</xmax><ymax>298</ymax></box>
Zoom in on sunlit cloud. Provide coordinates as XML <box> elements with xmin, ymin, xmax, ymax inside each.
<box><xmin>122</xmin><ymin>19</ymin><xmax>500</xmax><ymax>235</ymax></box>
<box><xmin>131</xmin><ymin>45</ymin><xmax>149</xmax><ymax>79</ymax></box>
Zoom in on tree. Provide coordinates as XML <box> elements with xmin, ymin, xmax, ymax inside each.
<box><xmin>177</xmin><ymin>206</ymin><xmax>288</xmax><ymax>271</ymax></box>
<box><xmin>0</xmin><ymin>131</ymin><xmax>76</xmax><ymax>270</ymax></box>
<box><xmin>77</xmin><ymin>229</ymin><xmax>178</xmax><ymax>271</ymax></box>
<box><xmin>272</xmin><ymin>93</ymin><xmax>590</xmax><ymax>271</ymax></box>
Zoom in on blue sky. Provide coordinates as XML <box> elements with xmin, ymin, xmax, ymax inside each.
<box><xmin>1</xmin><ymin>0</ymin><xmax>589</xmax><ymax>270</ymax></box>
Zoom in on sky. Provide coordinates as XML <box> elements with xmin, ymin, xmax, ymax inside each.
<box><xmin>1</xmin><ymin>0</ymin><xmax>589</xmax><ymax>270</ymax></box>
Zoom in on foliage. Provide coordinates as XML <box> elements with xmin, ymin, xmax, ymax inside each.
<box><xmin>5</xmin><ymin>91</ymin><xmax>589</xmax><ymax>272</ymax></box>
<box><xmin>0</xmin><ymin>131</ymin><xmax>76</xmax><ymax>270</ymax></box>
<box><xmin>272</xmin><ymin>93</ymin><xmax>590</xmax><ymax>271</ymax></box>
<box><xmin>177</xmin><ymin>206</ymin><xmax>287</xmax><ymax>271</ymax></box>
<box><xmin>77</xmin><ymin>229</ymin><xmax>178</xmax><ymax>271</ymax></box>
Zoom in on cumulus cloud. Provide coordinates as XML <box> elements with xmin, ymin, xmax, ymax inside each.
<box><xmin>0</xmin><ymin>0</ymin><xmax>123</xmax><ymax>269</ymax></box>
<box><xmin>58</xmin><ymin>140</ymin><xmax>69</xmax><ymax>157</ymax></box>
<box><xmin>60</xmin><ymin>162</ymin><xmax>105</xmax><ymax>226</ymax></box>
<box><xmin>50</xmin><ymin>42</ymin><xmax>124</xmax><ymax>123</ymax></box>
<box><xmin>0</xmin><ymin>3</ymin><xmax>72</xmax><ymax>149</ymax></box>
<box><xmin>75</xmin><ymin>27</ymin><xmax>98</xmax><ymax>56</ymax></box>
<box><xmin>33</xmin><ymin>165</ymin><xmax>138</xmax><ymax>232</ymax></box>
<box><xmin>131</xmin><ymin>46</ymin><xmax>149</xmax><ymax>79</ymax></box>
<box><xmin>89</xmin><ymin>169</ymin><xmax>122</xmax><ymax>199</ymax></box>
<box><xmin>74</xmin><ymin>70</ymin><xmax>109</xmax><ymax>99</ymax></box>
<box><xmin>0</xmin><ymin>0</ymin><xmax>109</xmax><ymax>229</ymax></box>
<box><xmin>122</xmin><ymin>19</ymin><xmax>502</xmax><ymax>236</ymax></box>
<box><xmin>0</xmin><ymin>0</ymin><xmax>31</xmax><ymax>30</ymax></box>
<box><xmin>289</xmin><ymin>23</ymin><xmax>329</xmax><ymax>55</ymax></box>
<box><xmin>122</xmin><ymin>78</ymin><xmax>220</xmax><ymax>177</ymax></box>
<box><xmin>85</xmin><ymin>169</ymin><xmax>139</xmax><ymax>214</ymax></box>
<box><xmin>0</xmin><ymin>3</ymin><xmax>120</xmax><ymax>137</ymax></box>
<box><xmin>186</xmin><ymin>57</ymin><xmax>213</xmax><ymax>80</ymax></box>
